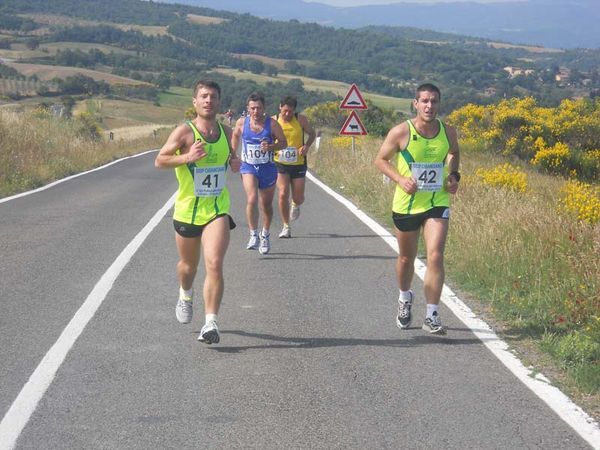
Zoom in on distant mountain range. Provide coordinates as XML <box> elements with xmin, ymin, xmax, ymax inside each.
<box><xmin>165</xmin><ymin>0</ymin><xmax>600</xmax><ymax>50</ymax></box>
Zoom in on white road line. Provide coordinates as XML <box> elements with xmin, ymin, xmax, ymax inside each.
<box><xmin>0</xmin><ymin>193</ymin><xmax>176</xmax><ymax>450</ymax></box>
<box><xmin>306</xmin><ymin>171</ymin><xmax>600</xmax><ymax>449</ymax></box>
<box><xmin>0</xmin><ymin>150</ymin><xmax>158</xmax><ymax>204</ymax></box>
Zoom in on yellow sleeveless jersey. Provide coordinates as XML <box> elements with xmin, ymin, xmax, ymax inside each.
<box><xmin>392</xmin><ymin>119</ymin><xmax>451</xmax><ymax>214</ymax></box>
<box><xmin>274</xmin><ymin>114</ymin><xmax>305</xmax><ymax>166</ymax></box>
<box><xmin>173</xmin><ymin>121</ymin><xmax>231</xmax><ymax>225</ymax></box>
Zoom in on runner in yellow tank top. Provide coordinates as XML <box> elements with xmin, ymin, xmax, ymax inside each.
<box><xmin>273</xmin><ymin>96</ymin><xmax>316</xmax><ymax>238</ymax></box>
<box><xmin>155</xmin><ymin>80</ymin><xmax>241</xmax><ymax>345</ymax></box>
<box><xmin>374</xmin><ymin>83</ymin><xmax>460</xmax><ymax>335</ymax></box>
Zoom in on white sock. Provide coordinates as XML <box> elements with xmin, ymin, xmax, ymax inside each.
<box><xmin>205</xmin><ymin>313</ymin><xmax>217</xmax><ymax>324</ymax></box>
<box><xmin>399</xmin><ymin>289</ymin><xmax>412</xmax><ymax>302</ymax></box>
<box><xmin>426</xmin><ymin>304</ymin><xmax>438</xmax><ymax>318</ymax></box>
<box><xmin>261</xmin><ymin>228</ymin><xmax>270</xmax><ymax>237</ymax></box>
<box><xmin>180</xmin><ymin>287</ymin><xmax>193</xmax><ymax>300</ymax></box>
<box><xmin>250</xmin><ymin>229</ymin><xmax>257</xmax><ymax>236</ymax></box>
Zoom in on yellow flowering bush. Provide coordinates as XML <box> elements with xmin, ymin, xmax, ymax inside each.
<box><xmin>560</xmin><ymin>180</ymin><xmax>600</xmax><ymax>224</ymax></box>
<box><xmin>475</xmin><ymin>163</ymin><xmax>528</xmax><ymax>192</ymax></box>
<box><xmin>531</xmin><ymin>141</ymin><xmax>571</xmax><ymax>172</ymax></box>
<box><xmin>330</xmin><ymin>136</ymin><xmax>355</xmax><ymax>149</ymax></box>
<box><xmin>447</xmin><ymin>97</ymin><xmax>600</xmax><ymax>181</ymax></box>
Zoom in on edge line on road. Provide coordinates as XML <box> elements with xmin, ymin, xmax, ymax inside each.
<box><xmin>306</xmin><ymin>171</ymin><xmax>600</xmax><ymax>449</ymax></box>
<box><xmin>0</xmin><ymin>150</ymin><xmax>158</xmax><ymax>204</ymax></box>
<box><xmin>0</xmin><ymin>192</ymin><xmax>176</xmax><ymax>450</ymax></box>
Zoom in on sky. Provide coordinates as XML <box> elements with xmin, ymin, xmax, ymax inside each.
<box><xmin>305</xmin><ymin>0</ymin><xmax>521</xmax><ymax>5</ymax></box>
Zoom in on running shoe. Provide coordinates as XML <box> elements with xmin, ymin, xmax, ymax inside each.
<box><xmin>422</xmin><ymin>311</ymin><xmax>447</xmax><ymax>335</ymax></box>
<box><xmin>176</xmin><ymin>290</ymin><xmax>193</xmax><ymax>324</ymax></box>
<box><xmin>396</xmin><ymin>292</ymin><xmax>413</xmax><ymax>329</ymax></box>
<box><xmin>198</xmin><ymin>320</ymin><xmax>220</xmax><ymax>344</ymax></box>
<box><xmin>246</xmin><ymin>233</ymin><xmax>259</xmax><ymax>250</ymax></box>
<box><xmin>278</xmin><ymin>225</ymin><xmax>291</xmax><ymax>238</ymax></box>
<box><xmin>290</xmin><ymin>202</ymin><xmax>300</xmax><ymax>221</ymax></box>
<box><xmin>258</xmin><ymin>232</ymin><xmax>271</xmax><ymax>254</ymax></box>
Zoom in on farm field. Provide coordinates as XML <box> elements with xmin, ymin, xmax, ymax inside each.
<box><xmin>3</xmin><ymin>61</ymin><xmax>147</xmax><ymax>85</ymax></box>
<box><xmin>212</xmin><ymin>68</ymin><xmax>413</xmax><ymax>113</ymax></box>
<box><xmin>21</xmin><ymin>13</ymin><xmax>171</xmax><ymax>37</ymax></box>
<box><xmin>74</xmin><ymin>97</ymin><xmax>184</xmax><ymax>130</ymax></box>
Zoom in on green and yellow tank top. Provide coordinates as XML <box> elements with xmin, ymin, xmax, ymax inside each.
<box><xmin>173</xmin><ymin>121</ymin><xmax>231</xmax><ymax>225</ymax></box>
<box><xmin>274</xmin><ymin>114</ymin><xmax>305</xmax><ymax>166</ymax></box>
<box><xmin>392</xmin><ymin>119</ymin><xmax>451</xmax><ymax>214</ymax></box>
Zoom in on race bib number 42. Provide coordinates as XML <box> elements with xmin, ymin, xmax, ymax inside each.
<box><xmin>194</xmin><ymin>166</ymin><xmax>226</xmax><ymax>197</ymax></box>
<box><xmin>244</xmin><ymin>143</ymin><xmax>270</xmax><ymax>164</ymax></box>
<box><xmin>412</xmin><ymin>162</ymin><xmax>443</xmax><ymax>192</ymax></box>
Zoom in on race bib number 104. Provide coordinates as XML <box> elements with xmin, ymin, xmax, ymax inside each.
<box><xmin>411</xmin><ymin>162</ymin><xmax>443</xmax><ymax>192</ymax></box>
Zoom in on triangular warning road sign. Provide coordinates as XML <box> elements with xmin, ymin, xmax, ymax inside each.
<box><xmin>339</xmin><ymin>111</ymin><xmax>368</xmax><ymax>136</ymax></box>
<box><xmin>340</xmin><ymin>83</ymin><xmax>368</xmax><ymax>110</ymax></box>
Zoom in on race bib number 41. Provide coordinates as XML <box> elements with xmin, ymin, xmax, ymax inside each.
<box><xmin>194</xmin><ymin>166</ymin><xmax>226</xmax><ymax>197</ymax></box>
<box><xmin>412</xmin><ymin>162</ymin><xmax>443</xmax><ymax>192</ymax></box>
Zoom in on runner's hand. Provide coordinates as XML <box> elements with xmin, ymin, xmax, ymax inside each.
<box><xmin>398</xmin><ymin>176</ymin><xmax>418</xmax><ymax>194</ymax></box>
<box><xmin>229</xmin><ymin>155</ymin><xmax>241</xmax><ymax>173</ymax></box>
<box><xmin>446</xmin><ymin>176</ymin><xmax>459</xmax><ymax>194</ymax></box>
<box><xmin>186</xmin><ymin>140</ymin><xmax>207</xmax><ymax>163</ymax></box>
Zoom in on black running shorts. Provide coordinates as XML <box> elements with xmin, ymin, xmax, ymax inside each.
<box><xmin>392</xmin><ymin>206</ymin><xmax>449</xmax><ymax>232</ymax></box>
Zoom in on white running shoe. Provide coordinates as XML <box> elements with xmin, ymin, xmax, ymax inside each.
<box><xmin>422</xmin><ymin>311</ymin><xmax>447</xmax><ymax>335</ymax></box>
<box><xmin>258</xmin><ymin>232</ymin><xmax>271</xmax><ymax>254</ymax></box>
<box><xmin>290</xmin><ymin>203</ymin><xmax>300</xmax><ymax>221</ymax></box>
<box><xmin>278</xmin><ymin>225</ymin><xmax>291</xmax><ymax>238</ymax></box>
<box><xmin>175</xmin><ymin>290</ymin><xmax>193</xmax><ymax>324</ymax></box>
<box><xmin>198</xmin><ymin>320</ymin><xmax>220</xmax><ymax>344</ymax></box>
<box><xmin>246</xmin><ymin>233</ymin><xmax>259</xmax><ymax>250</ymax></box>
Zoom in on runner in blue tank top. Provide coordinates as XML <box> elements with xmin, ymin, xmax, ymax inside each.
<box><xmin>231</xmin><ymin>92</ymin><xmax>287</xmax><ymax>255</ymax></box>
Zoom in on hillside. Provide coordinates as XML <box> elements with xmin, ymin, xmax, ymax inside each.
<box><xmin>1</xmin><ymin>0</ymin><xmax>599</xmax><ymax>116</ymax></box>
<box><xmin>170</xmin><ymin>0</ymin><xmax>600</xmax><ymax>50</ymax></box>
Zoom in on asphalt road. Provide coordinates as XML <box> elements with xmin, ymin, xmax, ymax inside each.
<box><xmin>0</xmin><ymin>151</ymin><xmax>594</xmax><ymax>449</ymax></box>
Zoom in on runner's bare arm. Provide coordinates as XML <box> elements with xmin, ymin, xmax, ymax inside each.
<box><xmin>223</xmin><ymin>124</ymin><xmax>240</xmax><ymax>173</ymax></box>
<box><xmin>230</xmin><ymin>117</ymin><xmax>244</xmax><ymax>159</ymax></box>
<box><xmin>374</xmin><ymin>122</ymin><xmax>417</xmax><ymax>194</ymax></box>
<box><xmin>155</xmin><ymin>125</ymin><xmax>196</xmax><ymax>168</ymax></box>
<box><xmin>270</xmin><ymin>119</ymin><xmax>288</xmax><ymax>152</ymax></box>
<box><xmin>445</xmin><ymin>124</ymin><xmax>460</xmax><ymax>194</ymax></box>
<box><xmin>298</xmin><ymin>114</ymin><xmax>316</xmax><ymax>156</ymax></box>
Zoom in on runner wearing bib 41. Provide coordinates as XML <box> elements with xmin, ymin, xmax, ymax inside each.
<box><xmin>155</xmin><ymin>79</ymin><xmax>241</xmax><ymax>345</ymax></box>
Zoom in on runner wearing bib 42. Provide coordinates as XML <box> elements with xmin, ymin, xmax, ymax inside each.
<box><xmin>392</xmin><ymin>119</ymin><xmax>450</xmax><ymax>216</ymax></box>
<box><xmin>375</xmin><ymin>83</ymin><xmax>460</xmax><ymax>336</ymax></box>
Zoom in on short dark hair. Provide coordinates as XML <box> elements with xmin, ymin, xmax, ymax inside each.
<box><xmin>415</xmin><ymin>83</ymin><xmax>441</xmax><ymax>100</ymax></box>
<box><xmin>246</xmin><ymin>91</ymin><xmax>265</xmax><ymax>105</ymax></box>
<box><xmin>193</xmin><ymin>79</ymin><xmax>221</xmax><ymax>98</ymax></box>
<box><xmin>280</xmin><ymin>96</ymin><xmax>298</xmax><ymax>109</ymax></box>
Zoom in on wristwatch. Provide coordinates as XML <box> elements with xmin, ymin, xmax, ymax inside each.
<box><xmin>449</xmin><ymin>171</ymin><xmax>461</xmax><ymax>182</ymax></box>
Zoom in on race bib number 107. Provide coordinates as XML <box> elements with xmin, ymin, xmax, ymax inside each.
<box><xmin>411</xmin><ymin>162</ymin><xmax>443</xmax><ymax>192</ymax></box>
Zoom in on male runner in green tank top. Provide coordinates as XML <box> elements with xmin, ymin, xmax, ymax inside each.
<box><xmin>374</xmin><ymin>83</ymin><xmax>460</xmax><ymax>335</ymax></box>
<box><xmin>155</xmin><ymin>80</ymin><xmax>241</xmax><ymax>344</ymax></box>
